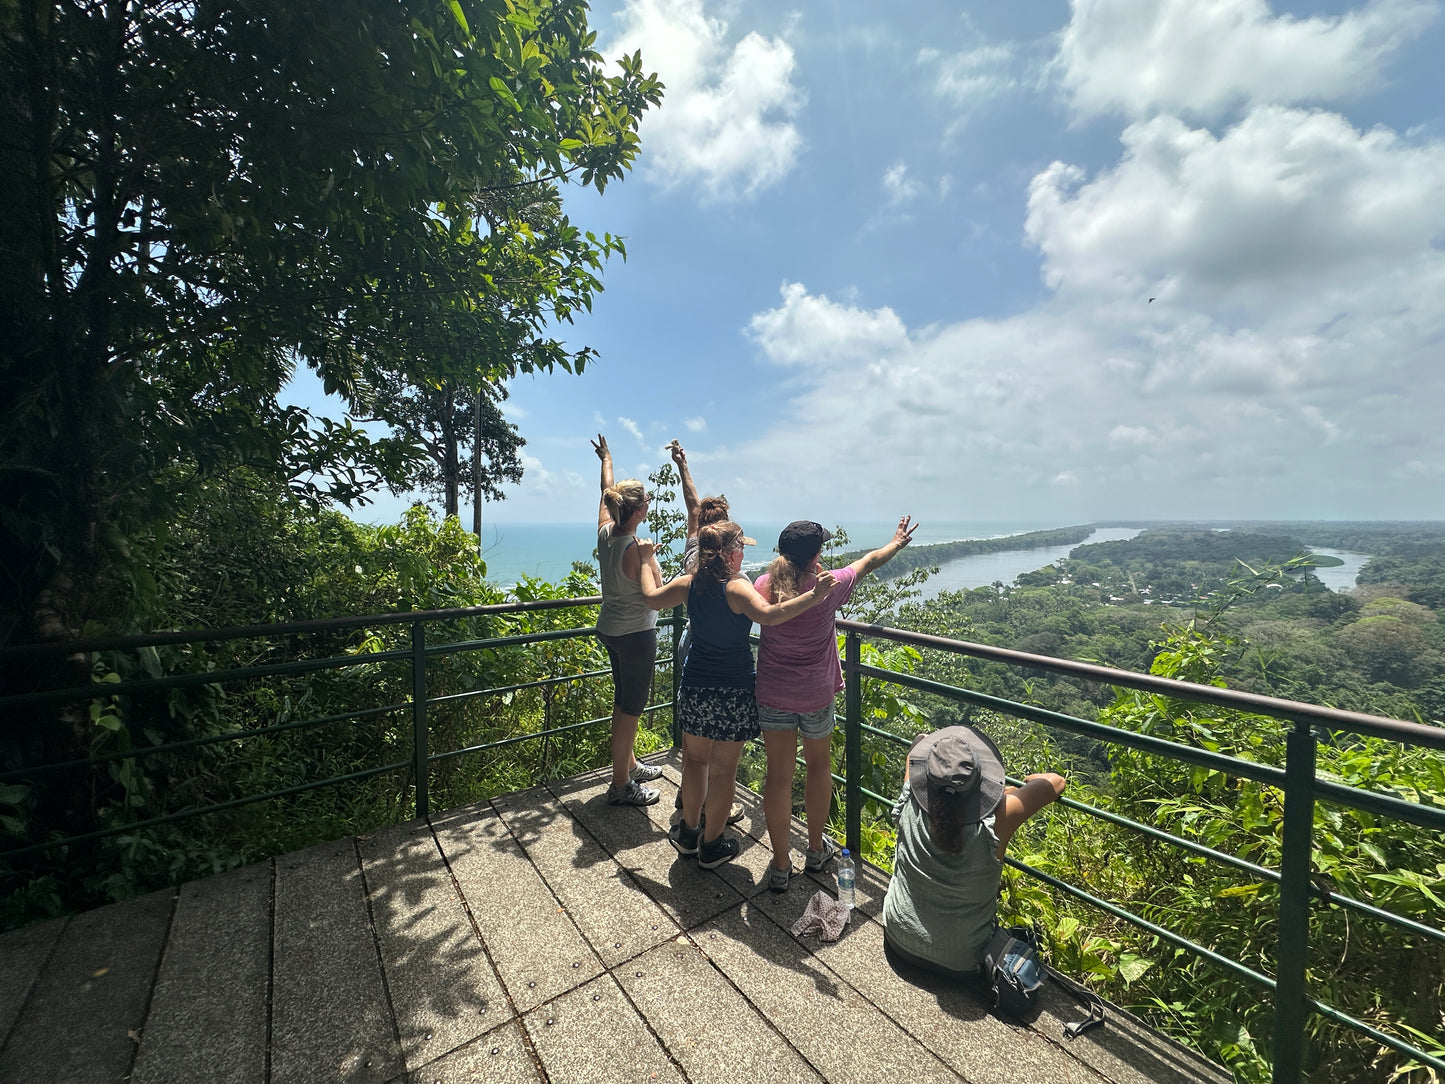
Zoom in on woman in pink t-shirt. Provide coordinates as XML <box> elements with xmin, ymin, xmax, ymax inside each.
<box><xmin>753</xmin><ymin>516</ymin><xmax>917</xmax><ymax>892</ymax></box>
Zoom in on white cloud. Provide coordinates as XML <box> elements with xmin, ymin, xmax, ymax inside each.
<box><xmin>618</xmin><ymin>416</ymin><xmax>648</xmax><ymax>448</ymax></box>
<box><xmin>923</xmin><ymin>42</ymin><xmax>1018</xmax><ymax>112</ymax></box>
<box><xmin>747</xmin><ymin>281</ymin><xmax>909</xmax><ymax>368</ymax></box>
<box><xmin>1025</xmin><ymin>107</ymin><xmax>1445</xmax><ymax>305</ymax></box>
<box><xmin>1055</xmin><ymin>0</ymin><xmax>1438</xmax><ymax>121</ymax></box>
<box><xmin>607</xmin><ymin>0</ymin><xmax>804</xmax><ymax>200</ymax></box>
<box><xmin>684</xmin><ymin>416</ymin><xmax>707</xmax><ymax>432</ymax></box>
<box><xmin>883</xmin><ymin>162</ymin><xmax>924</xmax><ymax>206</ymax></box>
<box><xmin>723</xmin><ymin>257</ymin><xmax>1445</xmax><ymax>520</ymax></box>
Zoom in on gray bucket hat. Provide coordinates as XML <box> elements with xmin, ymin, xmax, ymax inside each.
<box><xmin>908</xmin><ymin>726</ymin><xmax>1006</xmax><ymax>823</ymax></box>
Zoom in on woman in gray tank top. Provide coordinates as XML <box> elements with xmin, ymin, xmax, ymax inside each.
<box><xmin>883</xmin><ymin>726</ymin><xmax>1067</xmax><ymax>976</ymax></box>
<box><xmin>592</xmin><ymin>434</ymin><xmax>666</xmax><ymax>806</ymax></box>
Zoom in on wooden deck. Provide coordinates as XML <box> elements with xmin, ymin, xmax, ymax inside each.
<box><xmin>0</xmin><ymin>753</ymin><xmax>1230</xmax><ymax>1084</ymax></box>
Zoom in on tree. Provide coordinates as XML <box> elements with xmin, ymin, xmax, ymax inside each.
<box><xmin>0</xmin><ymin>0</ymin><xmax>663</xmax><ymax>642</ymax></box>
<box><xmin>369</xmin><ymin>379</ymin><xmax>525</xmax><ymax>521</ymax></box>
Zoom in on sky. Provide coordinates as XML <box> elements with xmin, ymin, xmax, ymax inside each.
<box><xmin>290</xmin><ymin>0</ymin><xmax>1445</xmax><ymax>527</ymax></box>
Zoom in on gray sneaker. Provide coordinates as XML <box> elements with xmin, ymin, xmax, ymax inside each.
<box><xmin>805</xmin><ymin>836</ymin><xmax>838</xmax><ymax>871</ymax></box>
<box><xmin>767</xmin><ymin>863</ymin><xmax>793</xmax><ymax>893</ymax></box>
<box><xmin>630</xmin><ymin>761</ymin><xmax>665</xmax><ymax>783</ymax></box>
<box><xmin>608</xmin><ymin>781</ymin><xmax>660</xmax><ymax>806</ymax></box>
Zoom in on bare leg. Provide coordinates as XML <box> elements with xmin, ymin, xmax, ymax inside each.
<box><xmin>611</xmin><ymin>709</ymin><xmax>642</xmax><ymax>789</ymax></box>
<box><xmin>702</xmin><ymin>740</ymin><xmax>746</xmax><ymax>845</ymax></box>
<box><xmin>680</xmin><ymin>733</ymin><xmax>712</xmax><ymax>827</ymax></box>
<box><xmin>802</xmin><ymin>733</ymin><xmax>834</xmax><ymax>852</ymax></box>
<box><xmin>762</xmin><ymin>729</ymin><xmax>799</xmax><ymax>871</ymax></box>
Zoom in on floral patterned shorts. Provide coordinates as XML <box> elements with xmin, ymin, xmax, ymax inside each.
<box><xmin>678</xmin><ymin>685</ymin><xmax>760</xmax><ymax>743</ymax></box>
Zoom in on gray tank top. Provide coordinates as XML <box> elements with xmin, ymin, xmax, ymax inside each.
<box><xmin>882</xmin><ymin>780</ymin><xmax>1002</xmax><ymax>972</ymax></box>
<box><xmin>596</xmin><ymin>524</ymin><xmax>658</xmax><ymax>636</ymax></box>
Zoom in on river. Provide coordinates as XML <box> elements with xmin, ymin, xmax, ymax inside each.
<box><xmin>915</xmin><ymin>527</ymin><xmax>1143</xmax><ymax>600</ymax></box>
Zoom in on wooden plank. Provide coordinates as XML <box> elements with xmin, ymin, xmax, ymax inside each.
<box><xmin>0</xmin><ymin>889</ymin><xmax>173</xmax><ymax>1084</ymax></box>
<box><xmin>494</xmin><ymin>786</ymin><xmax>676</xmax><ymax>968</ymax></box>
<box><xmin>358</xmin><ymin>819</ymin><xmax>506</xmax><ymax>1074</ymax></box>
<box><xmin>131</xmin><ymin>862</ymin><xmax>270</xmax><ymax>1084</ymax></box>
<box><xmin>272</xmin><ymin>838</ymin><xmax>402</xmax><ymax>1084</ymax></box>
<box><xmin>432</xmin><ymin>805</ymin><xmax>601</xmax><ymax>1015</ymax></box>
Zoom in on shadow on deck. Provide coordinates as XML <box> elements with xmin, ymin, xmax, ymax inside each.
<box><xmin>0</xmin><ymin>753</ymin><xmax>1230</xmax><ymax>1084</ymax></box>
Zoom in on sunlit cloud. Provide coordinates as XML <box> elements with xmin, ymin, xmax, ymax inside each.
<box><xmin>606</xmin><ymin>0</ymin><xmax>804</xmax><ymax>200</ymax></box>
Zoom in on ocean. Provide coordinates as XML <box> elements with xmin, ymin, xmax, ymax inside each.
<box><xmin>478</xmin><ymin>519</ymin><xmax>1085</xmax><ymax>588</ymax></box>
<box><xmin>475</xmin><ymin>521</ymin><xmax>1371</xmax><ymax>595</ymax></box>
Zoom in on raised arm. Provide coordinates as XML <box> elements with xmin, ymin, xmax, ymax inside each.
<box><xmin>592</xmin><ymin>434</ymin><xmax>613</xmax><ymax>529</ymax></box>
<box><xmin>637</xmin><ymin>541</ymin><xmax>692</xmax><ymax>609</ymax></box>
<box><xmin>668</xmin><ymin>440</ymin><xmax>700</xmax><ymax>535</ymax></box>
<box><xmin>727</xmin><ymin>570</ymin><xmax>839</xmax><ymax>626</ymax></box>
<box><xmin>994</xmin><ymin>773</ymin><xmax>1067</xmax><ymax>857</ymax></box>
<box><xmin>849</xmin><ymin>515</ymin><xmax>917</xmax><ymax>578</ymax></box>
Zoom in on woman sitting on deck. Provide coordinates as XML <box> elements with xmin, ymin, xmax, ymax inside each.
<box><xmin>636</xmin><ymin>522</ymin><xmax>837</xmax><ymax>868</ymax></box>
<box><xmin>882</xmin><ymin>726</ymin><xmax>1067</xmax><ymax>975</ymax></box>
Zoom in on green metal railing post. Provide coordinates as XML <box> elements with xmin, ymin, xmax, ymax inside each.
<box><xmin>412</xmin><ymin>620</ymin><xmax>429</xmax><ymax>819</ymax></box>
<box><xmin>671</xmin><ymin>606</ymin><xmax>684</xmax><ymax>747</ymax></box>
<box><xmin>1273</xmin><ymin>719</ymin><xmax>1316</xmax><ymax>1083</ymax></box>
<box><xmin>844</xmin><ymin>630</ymin><xmax>861</xmax><ymax>857</ymax></box>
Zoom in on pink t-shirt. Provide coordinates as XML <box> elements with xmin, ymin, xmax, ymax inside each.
<box><xmin>752</xmin><ymin>565</ymin><xmax>858</xmax><ymax>713</ymax></box>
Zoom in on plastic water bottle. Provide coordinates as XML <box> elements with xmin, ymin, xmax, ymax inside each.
<box><xmin>836</xmin><ymin>848</ymin><xmax>856</xmax><ymax>910</ymax></box>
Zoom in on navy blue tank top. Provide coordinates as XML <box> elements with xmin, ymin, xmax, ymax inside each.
<box><xmin>681</xmin><ymin>582</ymin><xmax>755</xmax><ymax>689</ymax></box>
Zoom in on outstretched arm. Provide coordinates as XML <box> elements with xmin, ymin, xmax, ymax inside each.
<box><xmin>592</xmin><ymin>434</ymin><xmax>613</xmax><ymax>529</ymax></box>
<box><xmin>669</xmin><ymin>440</ymin><xmax>700</xmax><ymax>535</ymax></box>
<box><xmin>637</xmin><ymin>541</ymin><xmax>692</xmax><ymax>609</ymax></box>
<box><xmin>994</xmin><ymin>773</ymin><xmax>1067</xmax><ymax>857</ymax></box>
<box><xmin>727</xmin><ymin>570</ymin><xmax>839</xmax><ymax>625</ymax></box>
<box><xmin>849</xmin><ymin>515</ymin><xmax>917</xmax><ymax>578</ymax></box>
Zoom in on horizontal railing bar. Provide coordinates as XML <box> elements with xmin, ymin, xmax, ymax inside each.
<box><xmin>0</xmin><ymin>597</ymin><xmax>606</xmax><ymax>660</ymax></box>
<box><xmin>1313</xmin><ymin>777</ymin><xmax>1445</xmax><ymax>833</ymax></box>
<box><xmin>0</xmin><ymin>701</ymin><xmax>410</xmax><ymax>783</ymax></box>
<box><xmin>2</xmin><ymin>648</ymin><xmax>412</xmax><ymax>710</ymax></box>
<box><xmin>425</xmin><ymin>667</ymin><xmax>613</xmax><ymax>707</ymax></box>
<box><xmin>428</xmin><ymin>700</ymin><xmax>670</xmax><ymax>764</ymax></box>
<box><xmin>857</xmin><ymin>663</ymin><xmax>1288</xmax><ymax>788</ymax></box>
<box><xmin>424</xmin><ymin>625</ymin><xmax>601</xmax><ymax>657</ymax></box>
<box><xmin>841</xmin><ymin>621</ymin><xmax>1445</xmax><ymax>751</ymax></box>
<box><xmin>1307</xmin><ymin>997</ymin><xmax>1445</xmax><ymax>1075</ymax></box>
<box><xmin>0</xmin><ymin>760</ymin><xmax>412</xmax><ymax>861</ymax></box>
<box><xmin>1004</xmin><ymin>856</ymin><xmax>1278</xmax><ymax>992</ymax></box>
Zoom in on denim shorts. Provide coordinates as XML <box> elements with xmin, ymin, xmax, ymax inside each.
<box><xmin>757</xmin><ymin>702</ymin><xmax>835</xmax><ymax>739</ymax></box>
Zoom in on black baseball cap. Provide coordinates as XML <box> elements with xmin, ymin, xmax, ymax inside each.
<box><xmin>777</xmin><ymin>521</ymin><xmax>832</xmax><ymax>563</ymax></box>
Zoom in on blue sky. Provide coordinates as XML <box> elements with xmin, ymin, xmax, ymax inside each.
<box><xmin>290</xmin><ymin>0</ymin><xmax>1445</xmax><ymax>526</ymax></box>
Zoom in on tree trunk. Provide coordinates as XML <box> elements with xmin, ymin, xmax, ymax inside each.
<box><xmin>472</xmin><ymin>386</ymin><xmax>482</xmax><ymax>536</ymax></box>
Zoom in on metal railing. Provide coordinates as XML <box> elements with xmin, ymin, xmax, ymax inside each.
<box><xmin>835</xmin><ymin>619</ymin><xmax>1445</xmax><ymax>1084</ymax></box>
<box><xmin>3</xmin><ymin>604</ymin><xmax>1442</xmax><ymax>1082</ymax></box>
<box><xmin>0</xmin><ymin>597</ymin><xmax>680</xmax><ymax>862</ymax></box>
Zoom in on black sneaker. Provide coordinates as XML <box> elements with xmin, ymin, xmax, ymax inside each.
<box><xmin>697</xmin><ymin>833</ymin><xmax>740</xmax><ymax>870</ymax></box>
<box><xmin>669</xmin><ymin>820</ymin><xmax>701</xmax><ymax>855</ymax></box>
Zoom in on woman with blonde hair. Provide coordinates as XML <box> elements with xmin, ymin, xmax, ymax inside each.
<box><xmin>591</xmin><ymin>434</ymin><xmax>666</xmax><ymax>806</ymax></box>
<box><xmin>637</xmin><ymin>522</ymin><xmax>837</xmax><ymax>868</ymax></box>
<box><xmin>754</xmin><ymin>516</ymin><xmax>917</xmax><ymax>891</ymax></box>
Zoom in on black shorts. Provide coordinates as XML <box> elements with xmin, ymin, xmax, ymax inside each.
<box><xmin>598</xmin><ymin>629</ymin><xmax>658</xmax><ymax>717</ymax></box>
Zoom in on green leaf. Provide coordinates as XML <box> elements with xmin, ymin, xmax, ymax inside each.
<box><xmin>446</xmin><ymin>0</ymin><xmax>471</xmax><ymax>38</ymax></box>
<box><xmin>1117</xmin><ymin>954</ymin><xmax>1153</xmax><ymax>983</ymax></box>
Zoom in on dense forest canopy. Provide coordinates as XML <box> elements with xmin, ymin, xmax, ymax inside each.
<box><xmin>0</xmin><ymin>0</ymin><xmax>662</xmax><ymax>646</ymax></box>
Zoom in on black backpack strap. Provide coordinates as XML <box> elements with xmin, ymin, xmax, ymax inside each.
<box><xmin>1044</xmin><ymin>962</ymin><xmax>1107</xmax><ymax>1039</ymax></box>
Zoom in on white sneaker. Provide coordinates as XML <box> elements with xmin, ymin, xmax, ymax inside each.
<box><xmin>630</xmin><ymin>761</ymin><xmax>665</xmax><ymax>783</ymax></box>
